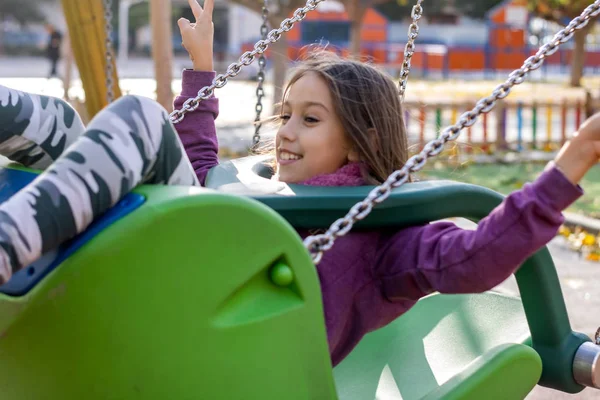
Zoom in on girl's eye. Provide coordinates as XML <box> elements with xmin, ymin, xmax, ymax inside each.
<box><xmin>280</xmin><ymin>114</ymin><xmax>291</xmax><ymax>123</ymax></box>
<box><xmin>305</xmin><ymin>117</ymin><xmax>319</xmax><ymax>123</ymax></box>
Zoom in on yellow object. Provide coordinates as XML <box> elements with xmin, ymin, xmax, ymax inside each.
<box><xmin>544</xmin><ymin>105</ymin><xmax>553</xmax><ymax>152</ymax></box>
<box><xmin>582</xmin><ymin>233</ymin><xmax>596</xmax><ymax>247</ymax></box>
<box><xmin>586</xmin><ymin>252</ymin><xmax>600</xmax><ymax>262</ymax></box>
<box><xmin>61</xmin><ymin>0</ymin><xmax>122</xmax><ymax>118</ymax></box>
<box><xmin>559</xmin><ymin>226</ymin><xmax>571</xmax><ymax>237</ymax></box>
<box><xmin>451</xmin><ymin>107</ymin><xmax>458</xmax><ymax>125</ymax></box>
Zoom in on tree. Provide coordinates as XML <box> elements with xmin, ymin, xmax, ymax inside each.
<box><xmin>528</xmin><ymin>0</ymin><xmax>598</xmax><ymax>87</ymax></box>
<box><xmin>228</xmin><ymin>0</ymin><xmax>309</xmax><ymax>108</ymax></box>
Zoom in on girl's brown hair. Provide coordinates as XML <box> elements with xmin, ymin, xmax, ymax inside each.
<box><xmin>281</xmin><ymin>49</ymin><xmax>409</xmax><ymax>184</ymax></box>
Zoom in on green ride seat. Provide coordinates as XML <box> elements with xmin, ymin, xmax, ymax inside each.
<box><xmin>0</xmin><ymin>162</ymin><xmax>337</xmax><ymax>400</ymax></box>
<box><xmin>0</xmin><ymin>155</ymin><xmax>591</xmax><ymax>399</ymax></box>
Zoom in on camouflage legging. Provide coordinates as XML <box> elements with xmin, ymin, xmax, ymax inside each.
<box><xmin>0</xmin><ymin>85</ymin><xmax>199</xmax><ymax>284</ymax></box>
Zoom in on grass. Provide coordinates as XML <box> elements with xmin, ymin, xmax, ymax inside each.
<box><xmin>416</xmin><ymin>162</ymin><xmax>600</xmax><ymax>218</ymax></box>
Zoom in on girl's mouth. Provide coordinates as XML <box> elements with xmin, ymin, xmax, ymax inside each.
<box><xmin>278</xmin><ymin>150</ymin><xmax>303</xmax><ymax>165</ymax></box>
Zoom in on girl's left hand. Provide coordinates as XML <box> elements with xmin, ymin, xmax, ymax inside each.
<box><xmin>178</xmin><ymin>0</ymin><xmax>214</xmax><ymax>72</ymax></box>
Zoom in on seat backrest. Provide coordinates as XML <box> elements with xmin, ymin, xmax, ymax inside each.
<box><xmin>0</xmin><ymin>167</ymin><xmax>338</xmax><ymax>400</ymax></box>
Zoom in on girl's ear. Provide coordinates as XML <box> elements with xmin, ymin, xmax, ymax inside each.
<box><xmin>348</xmin><ymin>128</ymin><xmax>378</xmax><ymax>162</ymax></box>
<box><xmin>368</xmin><ymin>128</ymin><xmax>380</xmax><ymax>154</ymax></box>
<box><xmin>348</xmin><ymin>148</ymin><xmax>360</xmax><ymax>162</ymax></box>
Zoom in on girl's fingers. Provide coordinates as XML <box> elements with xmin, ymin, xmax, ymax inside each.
<box><xmin>202</xmin><ymin>0</ymin><xmax>214</xmax><ymax>20</ymax></box>
<box><xmin>188</xmin><ymin>0</ymin><xmax>204</xmax><ymax>21</ymax></box>
<box><xmin>177</xmin><ymin>18</ymin><xmax>191</xmax><ymax>32</ymax></box>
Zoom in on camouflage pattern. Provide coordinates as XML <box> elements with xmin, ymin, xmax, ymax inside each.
<box><xmin>0</xmin><ymin>85</ymin><xmax>85</xmax><ymax>169</ymax></box>
<box><xmin>0</xmin><ymin>89</ymin><xmax>199</xmax><ymax>283</ymax></box>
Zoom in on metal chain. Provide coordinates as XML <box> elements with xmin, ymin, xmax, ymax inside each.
<box><xmin>304</xmin><ymin>0</ymin><xmax>600</xmax><ymax>264</ymax></box>
<box><xmin>398</xmin><ymin>0</ymin><xmax>424</xmax><ymax>101</ymax></box>
<box><xmin>596</xmin><ymin>327</ymin><xmax>600</xmax><ymax>345</ymax></box>
<box><xmin>253</xmin><ymin>0</ymin><xmax>270</xmax><ymax>148</ymax></box>
<box><xmin>169</xmin><ymin>0</ymin><xmax>325</xmax><ymax>124</ymax></box>
<box><xmin>103</xmin><ymin>0</ymin><xmax>114</xmax><ymax>104</ymax></box>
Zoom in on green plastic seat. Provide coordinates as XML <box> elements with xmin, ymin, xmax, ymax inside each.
<box><xmin>0</xmin><ymin>165</ymin><xmax>337</xmax><ymax>400</ymax></box>
<box><xmin>333</xmin><ymin>292</ymin><xmax>540</xmax><ymax>400</ymax></box>
<box><xmin>0</xmin><ymin>156</ymin><xmax>591</xmax><ymax>399</ymax></box>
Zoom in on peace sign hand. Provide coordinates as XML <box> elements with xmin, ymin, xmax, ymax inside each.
<box><xmin>178</xmin><ymin>0</ymin><xmax>214</xmax><ymax>71</ymax></box>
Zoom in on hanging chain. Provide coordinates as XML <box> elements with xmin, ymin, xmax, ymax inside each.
<box><xmin>253</xmin><ymin>0</ymin><xmax>270</xmax><ymax>148</ymax></box>
<box><xmin>398</xmin><ymin>0</ymin><xmax>424</xmax><ymax>101</ymax></box>
<box><xmin>169</xmin><ymin>0</ymin><xmax>325</xmax><ymax>124</ymax></box>
<box><xmin>304</xmin><ymin>0</ymin><xmax>600</xmax><ymax>264</ymax></box>
<box><xmin>103</xmin><ymin>0</ymin><xmax>114</xmax><ymax>104</ymax></box>
<box><xmin>596</xmin><ymin>327</ymin><xmax>600</xmax><ymax>345</ymax></box>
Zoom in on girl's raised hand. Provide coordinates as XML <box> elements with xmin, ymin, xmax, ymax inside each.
<box><xmin>178</xmin><ymin>0</ymin><xmax>214</xmax><ymax>71</ymax></box>
<box><xmin>554</xmin><ymin>112</ymin><xmax>600</xmax><ymax>185</ymax></box>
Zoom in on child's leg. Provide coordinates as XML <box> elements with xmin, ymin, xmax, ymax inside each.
<box><xmin>0</xmin><ymin>95</ymin><xmax>199</xmax><ymax>283</ymax></box>
<box><xmin>0</xmin><ymin>85</ymin><xmax>85</xmax><ymax>169</ymax></box>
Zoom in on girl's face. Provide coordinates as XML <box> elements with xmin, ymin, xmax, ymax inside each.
<box><xmin>275</xmin><ymin>72</ymin><xmax>358</xmax><ymax>183</ymax></box>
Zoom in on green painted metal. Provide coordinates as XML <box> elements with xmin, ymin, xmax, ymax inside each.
<box><xmin>436</xmin><ymin>107</ymin><xmax>443</xmax><ymax>137</ymax></box>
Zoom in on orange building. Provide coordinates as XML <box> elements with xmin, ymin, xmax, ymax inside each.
<box><xmin>487</xmin><ymin>0</ymin><xmax>530</xmax><ymax>70</ymax></box>
<box><xmin>243</xmin><ymin>6</ymin><xmax>389</xmax><ymax>63</ymax></box>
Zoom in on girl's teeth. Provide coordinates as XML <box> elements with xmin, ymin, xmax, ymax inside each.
<box><xmin>281</xmin><ymin>152</ymin><xmax>300</xmax><ymax>160</ymax></box>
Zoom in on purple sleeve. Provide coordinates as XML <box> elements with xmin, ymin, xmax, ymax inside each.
<box><xmin>376</xmin><ymin>165</ymin><xmax>583</xmax><ymax>299</ymax></box>
<box><xmin>173</xmin><ymin>69</ymin><xmax>220</xmax><ymax>186</ymax></box>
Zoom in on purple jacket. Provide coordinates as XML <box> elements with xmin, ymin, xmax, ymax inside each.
<box><xmin>175</xmin><ymin>70</ymin><xmax>583</xmax><ymax>366</ymax></box>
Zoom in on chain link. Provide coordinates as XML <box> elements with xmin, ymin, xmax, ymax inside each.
<box><xmin>169</xmin><ymin>0</ymin><xmax>324</xmax><ymax>124</ymax></box>
<box><xmin>103</xmin><ymin>0</ymin><xmax>114</xmax><ymax>104</ymax></box>
<box><xmin>304</xmin><ymin>0</ymin><xmax>600</xmax><ymax>264</ymax></box>
<box><xmin>398</xmin><ymin>0</ymin><xmax>424</xmax><ymax>102</ymax></box>
<box><xmin>253</xmin><ymin>0</ymin><xmax>270</xmax><ymax>148</ymax></box>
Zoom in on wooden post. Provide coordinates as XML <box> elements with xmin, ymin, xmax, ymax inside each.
<box><xmin>61</xmin><ymin>32</ymin><xmax>74</xmax><ymax>101</ymax></box>
<box><xmin>149</xmin><ymin>0</ymin><xmax>174</xmax><ymax>111</ymax></box>
<box><xmin>61</xmin><ymin>0</ymin><xmax>122</xmax><ymax>118</ymax></box>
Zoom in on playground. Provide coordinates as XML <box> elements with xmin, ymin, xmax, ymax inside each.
<box><xmin>0</xmin><ymin>0</ymin><xmax>600</xmax><ymax>399</ymax></box>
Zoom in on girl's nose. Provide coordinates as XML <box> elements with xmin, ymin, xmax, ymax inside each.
<box><xmin>277</xmin><ymin>119</ymin><xmax>297</xmax><ymax>143</ymax></box>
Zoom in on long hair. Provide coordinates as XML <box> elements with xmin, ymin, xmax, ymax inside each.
<box><xmin>281</xmin><ymin>50</ymin><xmax>409</xmax><ymax>184</ymax></box>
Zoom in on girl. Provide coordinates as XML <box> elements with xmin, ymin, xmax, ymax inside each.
<box><xmin>0</xmin><ymin>0</ymin><xmax>599</xmax><ymax>366</ymax></box>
